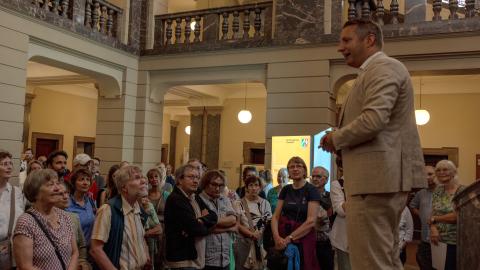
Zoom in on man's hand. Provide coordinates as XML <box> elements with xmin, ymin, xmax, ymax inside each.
<box><xmin>320</xmin><ymin>131</ymin><xmax>336</xmax><ymax>153</ymax></box>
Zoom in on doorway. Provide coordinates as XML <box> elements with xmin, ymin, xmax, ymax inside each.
<box><xmin>31</xmin><ymin>132</ymin><xmax>64</xmax><ymax>158</ymax></box>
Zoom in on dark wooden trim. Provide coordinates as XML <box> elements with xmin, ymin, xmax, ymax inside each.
<box><xmin>423</xmin><ymin>147</ymin><xmax>459</xmax><ymax>167</ymax></box>
<box><xmin>31</xmin><ymin>132</ymin><xmax>64</xmax><ymax>155</ymax></box>
<box><xmin>73</xmin><ymin>136</ymin><xmax>96</xmax><ymax>158</ymax></box>
<box><xmin>242</xmin><ymin>141</ymin><xmax>265</xmax><ymax>164</ymax></box>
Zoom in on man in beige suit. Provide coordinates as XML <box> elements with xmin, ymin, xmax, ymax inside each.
<box><xmin>320</xmin><ymin>20</ymin><xmax>426</xmax><ymax>269</ymax></box>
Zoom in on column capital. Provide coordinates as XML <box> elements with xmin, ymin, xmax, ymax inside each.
<box><xmin>170</xmin><ymin>120</ymin><xmax>179</xmax><ymax>127</ymax></box>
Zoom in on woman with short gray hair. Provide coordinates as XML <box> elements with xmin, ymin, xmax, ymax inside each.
<box><xmin>13</xmin><ymin>169</ymin><xmax>79</xmax><ymax>270</ymax></box>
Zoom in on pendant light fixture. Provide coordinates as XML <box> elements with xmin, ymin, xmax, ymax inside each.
<box><xmin>238</xmin><ymin>82</ymin><xmax>252</xmax><ymax>124</ymax></box>
<box><xmin>415</xmin><ymin>77</ymin><xmax>430</xmax><ymax>126</ymax></box>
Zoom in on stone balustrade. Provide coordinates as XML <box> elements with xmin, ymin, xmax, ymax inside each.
<box><xmin>32</xmin><ymin>0</ymin><xmax>70</xmax><ymax>17</ymax></box>
<box><xmin>153</xmin><ymin>1</ymin><xmax>273</xmax><ymax>50</ymax></box>
<box><xmin>84</xmin><ymin>0</ymin><xmax>122</xmax><ymax>37</ymax></box>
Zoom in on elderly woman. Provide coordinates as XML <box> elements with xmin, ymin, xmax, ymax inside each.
<box><xmin>13</xmin><ymin>169</ymin><xmax>78</xmax><ymax>270</ymax></box>
<box><xmin>56</xmin><ymin>182</ymin><xmax>91</xmax><ymax>270</ymax></box>
<box><xmin>66</xmin><ymin>168</ymin><xmax>96</xmax><ymax>247</ymax></box>
<box><xmin>429</xmin><ymin>160</ymin><xmax>465</xmax><ymax>270</ymax></box>
<box><xmin>147</xmin><ymin>167</ymin><xmax>171</xmax><ymax>268</ymax></box>
<box><xmin>271</xmin><ymin>156</ymin><xmax>321</xmax><ymax>270</ymax></box>
<box><xmin>267</xmin><ymin>168</ymin><xmax>289</xmax><ymax>213</ymax></box>
<box><xmin>0</xmin><ymin>150</ymin><xmax>25</xmax><ymax>269</ymax></box>
<box><xmin>234</xmin><ymin>175</ymin><xmax>272</xmax><ymax>270</ymax></box>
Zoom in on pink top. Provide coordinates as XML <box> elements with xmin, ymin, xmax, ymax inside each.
<box><xmin>14</xmin><ymin>208</ymin><xmax>74</xmax><ymax>270</ymax></box>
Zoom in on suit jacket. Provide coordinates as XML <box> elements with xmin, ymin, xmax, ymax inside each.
<box><xmin>332</xmin><ymin>52</ymin><xmax>426</xmax><ymax>195</ymax></box>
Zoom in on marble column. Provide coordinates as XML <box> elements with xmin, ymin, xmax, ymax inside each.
<box><xmin>275</xmin><ymin>0</ymin><xmax>325</xmax><ymax>44</ymax></box>
<box><xmin>169</xmin><ymin>120</ymin><xmax>178</xmax><ymax>167</ymax></box>
<box><xmin>22</xmin><ymin>93</ymin><xmax>35</xmax><ymax>151</ymax></box>
<box><xmin>187</xmin><ymin>106</ymin><xmax>223</xmax><ymax>170</ymax></box>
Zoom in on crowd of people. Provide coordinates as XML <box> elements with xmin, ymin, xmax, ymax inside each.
<box><xmin>0</xmin><ymin>146</ymin><xmax>465</xmax><ymax>270</ymax></box>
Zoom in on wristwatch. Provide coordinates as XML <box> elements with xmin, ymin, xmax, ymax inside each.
<box><xmin>288</xmin><ymin>235</ymin><xmax>294</xmax><ymax>241</ymax></box>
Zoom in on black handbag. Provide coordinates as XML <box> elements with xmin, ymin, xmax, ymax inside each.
<box><xmin>266</xmin><ymin>247</ymin><xmax>288</xmax><ymax>270</ymax></box>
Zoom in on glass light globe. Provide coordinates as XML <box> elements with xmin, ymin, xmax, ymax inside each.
<box><xmin>237</xmin><ymin>110</ymin><xmax>252</xmax><ymax>124</ymax></box>
<box><xmin>190</xmin><ymin>21</ymin><xmax>196</xmax><ymax>31</ymax></box>
<box><xmin>185</xmin><ymin>125</ymin><xmax>191</xmax><ymax>135</ymax></box>
<box><xmin>415</xmin><ymin>109</ymin><xmax>430</xmax><ymax>125</ymax></box>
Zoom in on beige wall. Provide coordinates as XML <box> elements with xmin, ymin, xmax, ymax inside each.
<box><xmin>29</xmin><ymin>88</ymin><xmax>97</xmax><ymax>169</ymax></box>
<box><xmin>416</xmin><ymin>93</ymin><xmax>480</xmax><ymax>186</ymax></box>
<box><xmin>219</xmin><ymin>98</ymin><xmax>266</xmax><ymax>189</ymax></box>
<box><xmin>0</xmin><ymin>25</ymin><xmax>28</xmax><ymax>184</ymax></box>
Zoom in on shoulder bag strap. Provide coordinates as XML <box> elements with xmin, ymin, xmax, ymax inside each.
<box><xmin>26</xmin><ymin>211</ymin><xmax>67</xmax><ymax>270</ymax></box>
<box><xmin>242</xmin><ymin>198</ymin><xmax>255</xmax><ymax>230</ymax></box>
<box><xmin>7</xmin><ymin>187</ymin><xmax>15</xmax><ymax>237</ymax></box>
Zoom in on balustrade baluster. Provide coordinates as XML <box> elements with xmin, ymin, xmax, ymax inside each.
<box><xmin>92</xmin><ymin>1</ymin><xmax>100</xmax><ymax>31</ymax></box>
<box><xmin>175</xmin><ymin>17</ymin><xmax>182</xmax><ymax>44</ymax></box>
<box><xmin>253</xmin><ymin>8</ymin><xmax>261</xmax><ymax>38</ymax></box>
<box><xmin>376</xmin><ymin>0</ymin><xmax>384</xmax><ymax>25</ymax></box>
<box><xmin>221</xmin><ymin>12</ymin><xmax>229</xmax><ymax>40</ymax></box>
<box><xmin>99</xmin><ymin>5</ymin><xmax>107</xmax><ymax>33</ymax></box>
<box><xmin>52</xmin><ymin>0</ymin><xmax>59</xmax><ymax>14</ymax></box>
<box><xmin>85</xmin><ymin>0</ymin><xmax>92</xmax><ymax>27</ymax></box>
<box><xmin>465</xmin><ymin>0</ymin><xmax>475</xmax><ymax>18</ymax></box>
<box><xmin>348</xmin><ymin>0</ymin><xmax>356</xmax><ymax>21</ymax></box>
<box><xmin>43</xmin><ymin>0</ymin><xmax>50</xmax><ymax>11</ymax></box>
<box><xmin>107</xmin><ymin>9</ymin><xmax>114</xmax><ymax>36</ymax></box>
<box><xmin>165</xmin><ymin>18</ymin><xmax>173</xmax><ymax>45</ymax></box>
<box><xmin>361</xmin><ymin>0</ymin><xmax>370</xmax><ymax>20</ymax></box>
<box><xmin>194</xmin><ymin>15</ymin><xmax>201</xmax><ymax>42</ymax></box>
<box><xmin>243</xmin><ymin>9</ymin><xmax>250</xmax><ymax>40</ymax></box>
<box><xmin>448</xmin><ymin>0</ymin><xmax>459</xmax><ymax>19</ymax></box>
<box><xmin>432</xmin><ymin>0</ymin><xmax>442</xmax><ymax>20</ymax></box>
<box><xmin>184</xmin><ymin>16</ymin><xmax>191</xmax><ymax>43</ymax></box>
<box><xmin>232</xmin><ymin>11</ymin><xmax>240</xmax><ymax>39</ymax></box>
<box><xmin>390</xmin><ymin>0</ymin><xmax>399</xmax><ymax>24</ymax></box>
<box><xmin>33</xmin><ymin>0</ymin><xmax>40</xmax><ymax>7</ymax></box>
<box><xmin>61</xmin><ymin>0</ymin><xmax>68</xmax><ymax>17</ymax></box>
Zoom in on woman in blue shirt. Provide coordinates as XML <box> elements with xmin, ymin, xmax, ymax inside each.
<box><xmin>66</xmin><ymin>168</ymin><xmax>96</xmax><ymax>247</ymax></box>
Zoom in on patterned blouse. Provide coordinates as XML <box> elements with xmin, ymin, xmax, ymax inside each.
<box><xmin>14</xmin><ymin>207</ymin><xmax>74</xmax><ymax>270</ymax></box>
<box><xmin>431</xmin><ymin>185</ymin><xmax>465</xmax><ymax>245</ymax></box>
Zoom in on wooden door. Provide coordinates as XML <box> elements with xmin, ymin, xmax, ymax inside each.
<box><xmin>31</xmin><ymin>132</ymin><xmax>64</xmax><ymax>158</ymax></box>
<box><xmin>35</xmin><ymin>139</ymin><xmax>58</xmax><ymax>158</ymax></box>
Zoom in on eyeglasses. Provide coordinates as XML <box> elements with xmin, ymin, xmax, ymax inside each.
<box><xmin>288</xmin><ymin>164</ymin><xmax>304</xmax><ymax>170</ymax></box>
<box><xmin>184</xmin><ymin>174</ymin><xmax>200</xmax><ymax>180</ymax></box>
<box><xmin>311</xmin><ymin>175</ymin><xmax>327</xmax><ymax>179</ymax></box>
<box><xmin>209</xmin><ymin>182</ymin><xmax>226</xmax><ymax>189</ymax></box>
<box><xmin>0</xmin><ymin>161</ymin><xmax>13</xmax><ymax>167</ymax></box>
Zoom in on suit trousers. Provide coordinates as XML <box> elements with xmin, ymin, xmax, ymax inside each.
<box><xmin>346</xmin><ymin>192</ymin><xmax>408</xmax><ymax>270</ymax></box>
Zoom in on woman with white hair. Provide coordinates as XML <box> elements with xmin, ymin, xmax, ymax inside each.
<box><xmin>429</xmin><ymin>160</ymin><xmax>465</xmax><ymax>270</ymax></box>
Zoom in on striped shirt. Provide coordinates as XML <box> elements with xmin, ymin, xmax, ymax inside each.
<box><xmin>91</xmin><ymin>196</ymin><xmax>148</xmax><ymax>270</ymax></box>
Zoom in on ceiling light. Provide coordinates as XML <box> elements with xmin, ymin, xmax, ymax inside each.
<box><xmin>415</xmin><ymin>77</ymin><xmax>430</xmax><ymax>126</ymax></box>
<box><xmin>238</xmin><ymin>82</ymin><xmax>252</xmax><ymax>124</ymax></box>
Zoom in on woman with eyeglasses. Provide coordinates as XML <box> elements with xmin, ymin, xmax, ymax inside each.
<box><xmin>0</xmin><ymin>150</ymin><xmax>25</xmax><ymax>269</ymax></box>
<box><xmin>429</xmin><ymin>160</ymin><xmax>465</xmax><ymax>270</ymax></box>
<box><xmin>271</xmin><ymin>156</ymin><xmax>321</xmax><ymax>270</ymax></box>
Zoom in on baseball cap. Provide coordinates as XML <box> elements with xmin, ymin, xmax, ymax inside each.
<box><xmin>73</xmin><ymin>153</ymin><xmax>93</xmax><ymax>167</ymax></box>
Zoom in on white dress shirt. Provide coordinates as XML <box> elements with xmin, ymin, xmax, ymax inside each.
<box><xmin>0</xmin><ymin>183</ymin><xmax>25</xmax><ymax>241</ymax></box>
<box><xmin>329</xmin><ymin>179</ymin><xmax>348</xmax><ymax>252</ymax></box>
